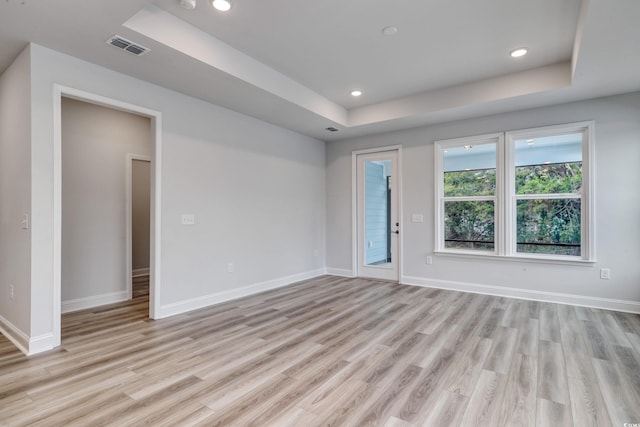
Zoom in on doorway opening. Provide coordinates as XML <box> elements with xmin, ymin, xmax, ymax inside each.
<box><xmin>128</xmin><ymin>156</ymin><xmax>151</xmax><ymax>300</ymax></box>
<box><xmin>60</xmin><ymin>98</ymin><xmax>151</xmax><ymax>324</ymax></box>
<box><xmin>53</xmin><ymin>85</ymin><xmax>162</xmax><ymax>348</ymax></box>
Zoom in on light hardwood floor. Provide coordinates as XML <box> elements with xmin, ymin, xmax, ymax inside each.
<box><xmin>1</xmin><ymin>275</ymin><xmax>640</xmax><ymax>426</ymax></box>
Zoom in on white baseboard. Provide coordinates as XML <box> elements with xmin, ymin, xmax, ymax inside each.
<box><xmin>27</xmin><ymin>333</ymin><xmax>56</xmax><ymax>355</ymax></box>
<box><xmin>401</xmin><ymin>275</ymin><xmax>640</xmax><ymax>314</ymax></box>
<box><xmin>62</xmin><ymin>290</ymin><xmax>130</xmax><ymax>313</ymax></box>
<box><xmin>0</xmin><ymin>314</ymin><xmax>29</xmax><ymax>355</ymax></box>
<box><xmin>156</xmin><ymin>269</ymin><xmax>326</xmax><ymax>319</ymax></box>
<box><xmin>132</xmin><ymin>268</ymin><xmax>150</xmax><ymax>277</ymax></box>
<box><xmin>325</xmin><ymin>267</ymin><xmax>355</xmax><ymax>277</ymax></box>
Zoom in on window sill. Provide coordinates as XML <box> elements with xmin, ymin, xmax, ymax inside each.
<box><xmin>433</xmin><ymin>250</ymin><xmax>596</xmax><ymax>266</ymax></box>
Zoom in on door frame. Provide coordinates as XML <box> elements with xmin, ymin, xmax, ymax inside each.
<box><xmin>126</xmin><ymin>155</ymin><xmax>152</xmax><ymax>299</ymax></box>
<box><xmin>53</xmin><ymin>85</ymin><xmax>162</xmax><ymax>348</ymax></box>
<box><xmin>351</xmin><ymin>145</ymin><xmax>403</xmax><ymax>280</ymax></box>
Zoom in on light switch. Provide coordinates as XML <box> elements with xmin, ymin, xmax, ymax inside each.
<box><xmin>411</xmin><ymin>214</ymin><xmax>424</xmax><ymax>223</ymax></box>
<box><xmin>21</xmin><ymin>213</ymin><xmax>29</xmax><ymax>229</ymax></box>
<box><xmin>181</xmin><ymin>214</ymin><xmax>195</xmax><ymax>225</ymax></box>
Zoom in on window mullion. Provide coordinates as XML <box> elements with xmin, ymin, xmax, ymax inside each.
<box><xmin>503</xmin><ymin>133</ymin><xmax>514</xmax><ymax>257</ymax></box>
<box><xmin>442</xmin><ymin>195</ymin><xmax>495</xmax><ymax>202</ymax></box>
<box><xmin>515</xmin><ymin>193</ymin><xmax>581</xmax><ymax>200</ymax></box>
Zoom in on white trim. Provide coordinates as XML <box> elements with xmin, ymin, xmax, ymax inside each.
<box><xmin>433</xmin><ymin>250</ymin><xmax>595</xmax><ymax>266</ymax></box>
<box><xmin>132</xmin><ymin>268</ymin><xmax>150</xmax><ymax>277</ymax></box>
<box><xmin>513</xmin><ymin>193</ymin><xmax>581</xmax><ymax>200</ymax></box>
<box><xmin>401</xmin><ymin>275</ymin><xmax>640</xmax><ymax>314</ymax></box>
<box><xmin>435</xmin><ymin>122</ymin><xmax>594</xmax><ymax>262</ymax></box>
<box><xmin>584</xmin><ymin>121</ymin><xmax>596</xmax><ymax>262</ymax></box>
<box><xmin>434</xmin><ymin>140</ymin><xmax>444</xmax><ymax>254</ymax></box>
<box><xmin>351</xmin><ymin>145</ymin><xmax>403</xmax><ymax>281</ymax></box>
<box><xmin>53</xmin><ymin>84</ymin><xmax>163</xmax><ymax>351</ymax></box>
<box><xmin>150</xmin><ymin>115</ymin><xmax>162</xmax><ymax>320</ymax></box>
<box><xmin>27</xmin><ymin>333</ymin><xmax>56</xmax><ymax>356</ymax></box>
<box><xmin>61</xmin><ymin>291</ymin><xmax>130</xmax><ymax>313</ymax></box>
<box><xmin>505</xmin><ymin>121</ymin><xmax>594</xmax><ymax>261</ymax></box>
<box><xmin>442</xmin><ymin>195</ymin><xmax>496</xmax><ymax>202</ymax></box>
<box><xmin>504</xmin><ymin>129</ymin><xmax>515</xmax><ymax>256</ymax></box>
<box><xmin>397</xmin><ymin>148</ymin><xmax>404</xmax><ymax>281</ymax></box>
<box><xmin>126</xmin><ymin>154</ymin><xmax>151</xmax><ymax>301</ymax></box>
<box><xmin>434</xmin><ymin>133</ymin><xmax>503</xmax><ymax>255</ymax></box>
<box><xmin>0</xmin><ymin>316</ymin><xmax>62</xmax><ymax>355</ymax></box>
<box><xmin>325</xmin><ymin>267</ymin><xmax>355</xmax><ymax>277</ymax></box>
<box><xmin>351</xmin><ymin>145</ymin><xmax>403</xmax><ymax>156</ymax></box>
<box><xmin>52</xmin><ymin>86</ymin><xmax>63</xmax><ymax>350</ymax></box>
<box><xmin>351</xmin><ymin>153</ymin><xmax>358</xmax><ymax>277</ymax></box>
<box><xmin>156</xmin><ymin>269</ymin><xmax>325</xmax><ymax>319</ymax></box>
<box><xmin>0</xmin><ymin>314</ymin><xmax>30</xmax><ymax>355</ymax></box>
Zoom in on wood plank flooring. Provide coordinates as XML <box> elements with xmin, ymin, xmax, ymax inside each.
<box><xmin>1</xmin><ymin>275</ymin><xmax>640</xmax><ymax>426</ymax></box>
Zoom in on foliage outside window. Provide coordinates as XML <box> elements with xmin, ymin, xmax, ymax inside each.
<box><xmin>442</xmin><ymin>140</ymin><xmax>499</xmax><ymax>252</ymax></box>
<box><xmin>435</xmin><ymin>122</ymin><xmax>594</xmax><ymax>261</ymax></box>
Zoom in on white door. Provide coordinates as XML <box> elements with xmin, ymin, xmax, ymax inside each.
<box><xmin>356</xmin><ymin>150</ymin><xmax>400</xmax><ymax>280</ymax></box>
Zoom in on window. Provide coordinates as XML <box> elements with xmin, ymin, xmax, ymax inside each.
<box><xmin>435</xmin><ymin>122</ymin><xmax>594</xmax><ymax>261</ymax></box>
<box><xmin>439</xmin><ymin>134</ymin><xmax>502</xmax><ymax>253</ymax></box>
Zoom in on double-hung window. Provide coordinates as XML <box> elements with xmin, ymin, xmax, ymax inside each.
<box><xmin>435</xmin><ymin>122</ymin><xmax>594</xmax><ymax>262</ymax></box>
<box><xmin>436</xmin><ymin>134</ymin><xmax>503</xmax><ymax>253</ymax></box>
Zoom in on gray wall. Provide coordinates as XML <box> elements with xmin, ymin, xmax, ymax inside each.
<box><xmin>61</xmin><ymin>98</ymin><xmax>151</xmax><ymax>307</ymax></box>
<box><xmin>0</xmin><ymin>46</ymin><xmax>31</xmax><ymax>341</ymax></box>
<box><xmin>132</xmin><ymin>159</ymin><xmax>151</xmax><ymax>272</ymax></box>
<box><xmin>326</xmin><ymin>91</ymin><xmax>640</xmax><ymax>305</ymax></box>
<box><xmin>15</xmin><ymin>43</ymin><xmax>325</xmax><ymax>351</ymax></box>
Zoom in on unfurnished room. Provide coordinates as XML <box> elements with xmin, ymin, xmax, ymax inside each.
<box><xmin>0</xmin><ymin>0</ymin><xmax>639</xmax><ymax>425</ymax></box>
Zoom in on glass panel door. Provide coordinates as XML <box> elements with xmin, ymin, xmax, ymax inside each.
<box><xmin>357</xmin><ymin>150</ymin><xmax>399</xmax><ymax>280</ymax></box>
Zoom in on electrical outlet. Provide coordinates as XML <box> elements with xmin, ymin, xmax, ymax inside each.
<box><xmin>181</xmin><ymin>214</ymin><xmax>195</xmax><ymax>225</ymax></box>
<box><xmin>411</xmin><ymin>214</ymin><xmax>424</xmax><ymax>223</ymax></box>
<box><xmin>426</xmin><ymin>256</ymin><xmax>433</xmax><ymax>265</ymax></box>
<box><xmin>9</xmin><ymin>284</ymin><xmax>14</xmax><ymax>300</ymax></box>
<box><xmin>600</xmin><ymin>268</ymin><xmax>610</xmax><ymax>280</ymax></box>
<box><xmin>227</xmin><ymin>263</ymin><xmax>234</xmax><ymax>273</ymax></box>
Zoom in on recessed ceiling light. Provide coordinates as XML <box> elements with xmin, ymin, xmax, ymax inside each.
<box><xmin>510</xmin><ymin>48</ymin><xmax>528</xmax><ymax>58</ymax></box>
<box><xmin>350</xmin><ymin>90</ymin><xmax>362</xmax><ymax>97</ymax></box>
<box><xmin>211</xmin><ymin>0</ymin><xmax>232</xmax><ymax>11</ymax></box>
<box><xmin>382</xmin><ymin>26</ymin><xmax>398</xmax><ymax>36</ymax></box>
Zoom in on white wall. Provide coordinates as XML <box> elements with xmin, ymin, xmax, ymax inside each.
<box><xmin>132</xmin><ymin>159</ymin><xmax>151</xmax><ymax>272</ymax></box>
<box><xmin>0</xmin><ymin>46</ymin><xmax>32</xmax><ymax>351</ymax></box>
<box><xmin>326</xmin><ymin>91</ymin><xmax>640</xmax><ymax>310</ymax></box>
<box><xmin>22</xmin><ymin>43</ymin><xmax>325</xmax><ymax>352</ymax></box>
<box><xmin>61</xmin><ymin>98</ymin><xmax>151</xmax><ymax>308</ymax></box>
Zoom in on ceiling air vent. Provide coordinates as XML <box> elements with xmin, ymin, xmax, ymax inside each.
<box><xmin>106</xmin><ymin>35</ymin><xmax>150</xmax><ymax>56</ymax></box>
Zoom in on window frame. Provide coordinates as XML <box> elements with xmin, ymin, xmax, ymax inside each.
<box><xmin>435</xmin><ymin>133</ymin><xmax>504</xmax><ymax>256</ymax></box>
<box><xmin>434</xmin><ymin>121</ymin><xmax>595</xmax><ymax>263</ymax></box>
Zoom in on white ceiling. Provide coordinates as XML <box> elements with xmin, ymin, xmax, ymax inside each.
<box><xmin>1</xmin><ymin>0</ymin><xmax>639</xmax><ymax>141</ymax></box>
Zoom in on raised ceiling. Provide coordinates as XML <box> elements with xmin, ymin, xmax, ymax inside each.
<box><xmin>0</xmin><ymin>0</ymin><xmax>639</xmax><ymax>140</ymax></box>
